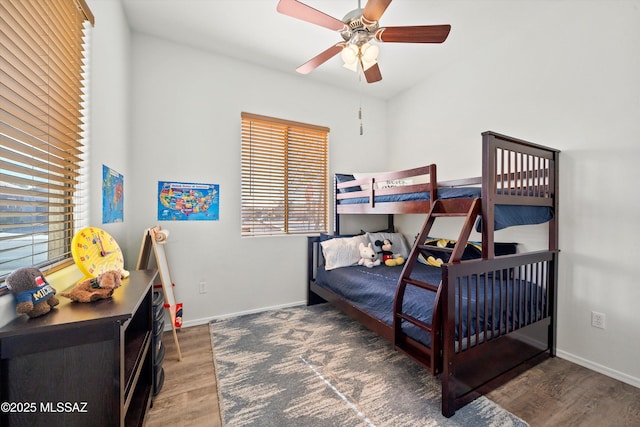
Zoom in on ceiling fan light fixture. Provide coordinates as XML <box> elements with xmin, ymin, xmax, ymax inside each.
<box><xmin>341</xmin><ymin>43</ymin><xmax>359</xmax><ymax>71</ymax></box>
<box><xmin>360</xmin><ymin>42</ymin><xmax>379</xmax><ymax>70</ymax></box>
<box><xmin>341</xmin><ymin>42</ymin><xmax>379</xmax><ymax>72</ymax></box>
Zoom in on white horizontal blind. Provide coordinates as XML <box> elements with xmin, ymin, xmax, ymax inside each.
<box><xmin>0</xmin><ymin>0</ymin><xmax>94</xmax><ymax>289</ymax></box>
<box><xmin>241</xmin><ymin>112</ymin><xmax>329</xmax><ymax>236</ymax></box>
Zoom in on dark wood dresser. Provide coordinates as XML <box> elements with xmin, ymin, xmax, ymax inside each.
<box><xmin>0</xmin><ymin>269</ymin><xmax>157</xmax><ymax>427</ymax></box>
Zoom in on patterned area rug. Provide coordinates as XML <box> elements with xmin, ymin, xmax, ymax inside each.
<box><xmin>210</xmin><ymin>304</ymin><xmax>528</xmax><ymax>427</ymax></box>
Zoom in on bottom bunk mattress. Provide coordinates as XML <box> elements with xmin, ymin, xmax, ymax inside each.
<box><xmin>314</xmin><ymin>262</ymin><xmax>545</xmax><ymax>349</ymax></box>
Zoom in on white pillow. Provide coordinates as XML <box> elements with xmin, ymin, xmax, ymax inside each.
<box><xmin>366</xmin><ymin>232</ymin><xmax>411</xmax><ymax>259</ymax></box>
<box><xmin>320</xmin><ymin>234</ymin><xmax>370</xmax><ymax>270</ymax></box>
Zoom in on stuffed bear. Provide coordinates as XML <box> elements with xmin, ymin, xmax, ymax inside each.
<box><xmin>358</xmin><ymin>242</ymin><xmax>381</xmax><ymax>268</ymax></box>
<box><xmin>60</xmin><ymin>270</ymin><xmax>123</xmax><ymax>303</ymax></box>
<box><xmin>374</xmin><ymin>239</ymin><xmax>405</xmax><ymax>267</ymax></box>
<box><xmin>6</xmin><ymin>267</ymin><xmax>60</xmax><ymax>318</ymax></box>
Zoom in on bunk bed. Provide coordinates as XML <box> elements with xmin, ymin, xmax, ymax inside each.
<box><xmin>307</xmin><ymin>131</ymin><xmax>559</xmax><ymax>417</ymax></box>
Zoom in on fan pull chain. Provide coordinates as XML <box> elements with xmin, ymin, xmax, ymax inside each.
<box><xmin>358</xmin><ymin>62</ymin><xmax>364</xmax><ymax>135</ymax></box>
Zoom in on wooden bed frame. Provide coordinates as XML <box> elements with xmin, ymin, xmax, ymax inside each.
<box><xmin>307</xmin><ymin>131</ymin><xmax>559</xmax><ymax>417</ymax></box>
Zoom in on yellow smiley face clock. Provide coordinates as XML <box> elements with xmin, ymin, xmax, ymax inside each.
<box><xmin>72</xmin><ymin>227</ymin><xmax>130</xmax><ymax>281</ymax></box>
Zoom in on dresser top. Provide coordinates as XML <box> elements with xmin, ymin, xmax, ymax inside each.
<box><xmin>0</xmin><ymin>269</ymin><xmax>157</xmax><ymax>338</ymax></box>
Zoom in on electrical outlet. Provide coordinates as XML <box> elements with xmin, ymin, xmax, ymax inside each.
<box><xmin>591</xmin><ymin>311</ymin><xmax>605</xmax><ymax>329</ymax></box>
<box><xmin>199</xmin><ymin>280</ymin><xmax>207</xmax><ymax>294</ymax></box>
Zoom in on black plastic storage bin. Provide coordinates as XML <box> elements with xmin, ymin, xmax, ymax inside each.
<box><xmin>152</xmin><ymin>291</ymin><xmax>165</xmax><ymax>396</ymax></box>
<box><xmin>153</xmin><ymin>341</ymin><xmax>165</xmax><ymax>396</ymax></box>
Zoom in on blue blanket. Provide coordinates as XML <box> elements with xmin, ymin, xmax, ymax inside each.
<box><xmin>315</xmin><ymin>262</ymin><xmax>544</xmax><ymax>348</ymax></box>
<box><xmin>338</xmin><ymin>187</ymin><xmax>553</xmax><ymax>230</ymax></box>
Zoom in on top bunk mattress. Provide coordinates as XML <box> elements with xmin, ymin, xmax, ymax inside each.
<box><xmin>338</xmin><ymin>187</ymin><xmax>480</xmax><ymax>205</ymax></box>
<box><xmin>338</xmin><ymin>187</ymin><xmax>553</xmax><ymax>230</ymax></box>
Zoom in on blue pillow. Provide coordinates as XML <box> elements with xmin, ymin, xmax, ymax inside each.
<box><xmin>335</xmin><ymin>174</ymin><xmax>360</xmax><ymax>193</ymax></box>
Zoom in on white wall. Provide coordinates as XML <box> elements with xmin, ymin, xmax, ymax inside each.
<box><xmin>126</xmin><ymin>34</ymin><xmax>387</xmax><ymax>324</ymax></box>
<box><xmin>390</xmin><ymin>1</ymin><xmax>640</xmax><ymax>387</ymax></box>
<box><xmin>88</xmin><ymin>0</ymin><xmax>132</xmax><ymax>247</ymax></box>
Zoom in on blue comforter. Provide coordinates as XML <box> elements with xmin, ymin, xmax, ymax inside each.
<box><xmin>315</xmin><ymin>262</ymin><xmax>544</xmax><ymax>348</ymax></box>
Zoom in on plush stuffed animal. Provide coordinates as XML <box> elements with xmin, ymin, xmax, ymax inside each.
<box><xmin>60</xmin><ymin>270</ymin><xmax>123</xmax><ymax>303</ymax></box>
<box><xmin>6</xmin><ymin>267</ymin><xmax>60</xmax><ymax>318</ymax></box>
<box><xmin>375</xmin><ymin>239</ymin><xmax>405</xmax><ymax>267</ymax></box>
<box><xmin>358</xmin><ymin>242</ymin><xmax>381</xmax><ymax>268</ymax></box>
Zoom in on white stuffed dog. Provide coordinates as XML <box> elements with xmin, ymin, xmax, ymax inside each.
<box><xmin>358</xmin><ymin>242</ymin><xmax>381</xmax><ymax>268</ymax></box>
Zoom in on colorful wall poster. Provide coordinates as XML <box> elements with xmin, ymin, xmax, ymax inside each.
<box><xmin>157</xmin><ymin>181</ymin><xmax>219</xmax><ymax>221</ymax></box>
<box><xmin>102</xmin><ymin>165</ymin><xmax>124</xmax><ymax>223</ymax></box>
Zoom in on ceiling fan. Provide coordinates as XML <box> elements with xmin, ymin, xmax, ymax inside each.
<box><xmin>276</xmin><ymin>0</ymin><xmax>451</xmax><ymax>83</ymax></box>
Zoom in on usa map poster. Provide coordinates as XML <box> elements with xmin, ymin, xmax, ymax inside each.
<box><xmin>102</xmin><ymin>165</ymin><xmax>124</xmax><ymax>223</ymax></box>
<box><xmin>157</xmin><ymin>181</ymin><xmax>219</xmax><ymax>221</ymax></box>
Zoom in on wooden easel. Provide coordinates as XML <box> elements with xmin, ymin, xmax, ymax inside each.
<box><xmin>137</xmin><ymin>226</ymin><xmax>182</xmax><ymax>361</ymax></box>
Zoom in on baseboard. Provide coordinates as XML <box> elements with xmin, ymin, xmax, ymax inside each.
<box><xmin>169</xmin><ymin>300</ymin><xmax>308</xmax><ymax>330</ymax></box>
<box><xmin>556</xmin><ymin>349</ymin><xmax>640</xmax><ymax>389</ymax></box>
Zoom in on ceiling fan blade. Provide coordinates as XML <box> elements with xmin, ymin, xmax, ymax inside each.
<box><xmin>277</xmin><ymin>0</ymin><xmax>346</xmax><ymax>31</ymax></box>
<box><xmin>296</xmin><ymin>43</ymin><xmax>344</xmax><ymax>74</ymax></box>
<box><xmin>362</xmin><ymin>0</ymin><xmax>392</xmax><ymax>22</ymax></box>
<box><xmin>363</xmin><ymin>63</ymin><xmax>382</xmax><ymax>83</ymax></box>
<box><xmin>375</xmin><ymin>25</ymin><xmax>451</xmax><ymax>43</ymax></box>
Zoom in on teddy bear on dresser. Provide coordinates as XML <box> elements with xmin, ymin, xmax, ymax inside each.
<box><xmin>374</xmin><ymin>239</ymin><xmax>405</xmax><ymax>267</ymax></box>
<box><xmin>60</xmin><ymin>270</ymin><xmax>123</xmax><ymax>303</ymax></box>
<box><xmin>6</xmin><ymin>267</ymin><xmax>60</xmax><ymax>318</ymax></box>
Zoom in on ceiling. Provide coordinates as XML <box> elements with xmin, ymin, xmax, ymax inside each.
<box><xmin>121</xmin><ymin>0</ymin><xmax>541</xmax><ymax>100</ymax></box>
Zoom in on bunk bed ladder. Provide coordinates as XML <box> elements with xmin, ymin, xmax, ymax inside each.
<box><xmin>393</xmin><ymin>198</ymin><xmax>481</xmax><ymax>373</ymax></box>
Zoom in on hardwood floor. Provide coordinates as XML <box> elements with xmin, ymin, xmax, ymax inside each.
<box><xmin>487</xmin><ymin>357</ymin><xmax>640</xmax><ymax>427</ymax></box>
<box><xmin>145</xmin><ymin>325</ymin><xmax>222</xmax><ymax>427</ymax></box>
<box><xmin>146</xmin><ymin>324</ymin><xmax>640</xmax><ymax>427</ymax></box>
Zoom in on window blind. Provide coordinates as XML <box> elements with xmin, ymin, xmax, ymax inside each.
<box><xmin>0</xmin><ymin>0</ymin><xmax>94</xmax><ymax>290</ymax></box>
<box><xmin>241</xmin><ymin>112</ymin><xmax>329</xmax><ymax>237</ymax></box>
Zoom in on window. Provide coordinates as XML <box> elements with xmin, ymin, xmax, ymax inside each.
<box><xmin>0</xmin><ymin>0</ymin><xmax>94</xmax><ymax>292</ymax></box>
<box><xmin>241</xmin><ymin>112</ymin><xmax>329</xmax><ymax>236</ymax></box>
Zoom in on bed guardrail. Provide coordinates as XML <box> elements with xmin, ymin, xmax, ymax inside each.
<box><xmin>481</xmin><ymin>131</ymin><xmax>560</xmax><ymax>256</ymax></box>
<box><xmin>440</xmin><ymin>249</ymin><xmax>559</xmax><ymax>416</ymax></box>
